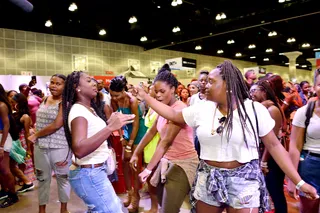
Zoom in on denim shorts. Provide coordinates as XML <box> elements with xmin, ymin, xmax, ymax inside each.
<box><xmin>191</xmin><ymin>160</ymin><xmax>270</xmax><ymax>211</ymax></box>
<box><xmin>69</xmin><ymin>164</ymin><xmax>123</xmax><ymax>213</ymax></box>
<box><xmin>298</xmin><ymin>150</ymin><xmax>320</xmax><ymax>196</ymax></box>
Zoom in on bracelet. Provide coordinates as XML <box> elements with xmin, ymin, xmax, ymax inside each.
<box><xmin>260</xmin><ymin>162</ymin><xmax>268</xmax><ymax>168</ymax></box>
<box><xmin>125</xmin><ymin>149</ymin><xmax>132</xmax><ymax>153</ymax></box>
<box><xmin>125</xmin><ymin>145</ymin><xmax>132</xmax><ymax>150</ymax></box>
<box><xmin>296</xmin><ymin>180</ymin><xmax>305</xmax><ymax>190</ymax></box>
<box><xmin>144</xmin><ymin>168</ymin><xmax>152</xmax><ymax>175</ymax></box>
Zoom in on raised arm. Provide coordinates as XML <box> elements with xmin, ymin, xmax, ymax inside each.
<box><xmin>136</xmin><ymin>86</ymin><xmax>185</xmax><ymax>125</ymax></box>
<box><xmin>71</xmin><ymin>112</ymin><xmax>134</xmax><ymax>159</ymax></box>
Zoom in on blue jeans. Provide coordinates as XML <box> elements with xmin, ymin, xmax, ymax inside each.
<box><xmin>69</xmin><ymin>164</ymin><xmax>123</xmax><ymax>213</ymax></box>
<box><xmin>298</xmin><ymin>151</ymin><xmax>320</xmax><ymax>196</ymax></box>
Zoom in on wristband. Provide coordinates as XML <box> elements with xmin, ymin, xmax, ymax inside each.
<box><xmin>125</xmin><ymin>149</ymin><xmax>132</xmax><ymax>153</ymax></box>
<box><xmin>144</xmin><ymin>168</ymin><xmax>152</xmax><ymax>175</ymax></box>
<box><xmin>125</xmin><ymin>145</ymin><xmax>132</xmax><ymax>150</ymax></box>
<box><xmin>296</xmin><ymin>180</ymin><xmax>305</xmax><ymax>190</ymax></box>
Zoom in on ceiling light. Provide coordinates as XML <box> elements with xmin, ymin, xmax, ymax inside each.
<box><xmin>157</xmin><ymin>6</ymin><xmax>161</xmax><ymax>8</ymax></box>
<box><xmin>248</xmin><ymin>44</ymin><xmax>256</xmax><ymax>49</ymax></box>
<box><xmin>99</xmin><ymin>29</ymin><xmax>106</xmax><ymax>35</ymax></box>
<box><xmin>217</xmin><ymin>50</ymin><xmax>224</xmax><ymax>54</ymax></box>
<box><xmin>250</xmin><ymin>56</ymin><xmax>256</xmax><ymax>59</ymax></box>
<box><xmin>285</xmin><ymin>63</ymin><xmax>289</xmax><ymax>65</ymax></box>
<box><xmin>279</xmin><ymin>53</ymin><xmax>284</xmax><ymax>55</ymax></box>
<box><xmin>129</xmin><ymin>16</ymin><xmax>137</xmax><ymax>24</ymax></box>
<box><xmin>302</xmin><ymin>43</ymin><xmax>310</xmax><ymax>48</ymax></box>
<box><xmin>279</xmin><ymin>0</ymin><xmax>285</xmax><ymax>3</ymax></box>
<box><xmin>45</xmin><ymin>20</ymin><xmax>52</xmax><ymax>27</ymax></box>
<box><xmin>172</xmin><ymin>26</ymin><xmax>180</xmax><ymax>33</ymax></box>
<box><xmin>301</xmin><ymin>65</ymin><xmax>307</xmax><ymax>68</ymax></box>
<box><xmin>296</xmin><ymin>64</ymin><xmax>299</xmax><ymax>66</ymax></box>
<box><xmin>68</xmin><ymin>3</ymin><xmax>78</xmax><ymax>11</ymax></box>
<box><xmin>195</xmin><ymin>45</ymin><xmax>202</xmax><ymax>50</ymax></box>
<box><xmin>268</xmin><ymin>31</ymin><xmax>277</xmax><ymax>37</ymax></box>
<box><xmin>287</xmin><ymin>37</ymin><xmax>296</xmax><ymax>43</ymax></box>
<box><xmin>177</xmin><ymin>0</ymin><xmax>183</xmax><ymax>5</ymax></box>
<box><xmin>263</xmin><ymin>58</ymin><xmax>269</xmax><ymax>61</ymax></box>
<box><xmin>266</xmin><ymin>48</ymin><xmax>273</xmax><ymax>52</ymax></box>
<box><xmin>227</xmin><ymin>39</ymin><xmax>235</xmax><ymax>44</ymax></box>
<box><xmin>216</xmin><ymin>13</ymin><xmax>226</xmax><ymax>20</ymax></box>
<box><xmin>171</xmin><ymin>0</ymin><xmax>178</xmax><ymax>6</ymax></box>
<box><xmin>314</xmin><ymin>48</ymin><xmax>320</xmax><ymax>51</ymax></box>
<box><xmin>140</xmin><ymin>36</ymin><xmax>147</xmax><ymax>42</ymax></box>
<box><xmin>235</xmin><ymin>53</ymin><xmax>242</xmax><ymax>57</ymax></box>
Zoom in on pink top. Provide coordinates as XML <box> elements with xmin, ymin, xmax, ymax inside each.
<box><xmin>28</xmin><ymin>95</ymin><xmax>42</xmax><ymax>126</ymax></box>
<box><xmin>157</xmin><ymin>101</ymin><xmax>197</xmax><ymax>160</ymax></box>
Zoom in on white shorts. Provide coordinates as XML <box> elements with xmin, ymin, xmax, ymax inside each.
<box><xmin>0</xmin><ymin>133</ymin><xmax>13</xmax><ymax>152</ymax></box>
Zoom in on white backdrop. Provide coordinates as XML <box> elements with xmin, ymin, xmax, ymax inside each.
<box><xmin>0</xmin><ymin>75</ymin><xmax>52</xmax><ymax>95</ymax></box>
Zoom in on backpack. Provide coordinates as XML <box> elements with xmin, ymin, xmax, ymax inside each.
<box><xmin>304</xmin><ymin>100</ymin><xmax>316</xmax><ymax>143</ymax></box>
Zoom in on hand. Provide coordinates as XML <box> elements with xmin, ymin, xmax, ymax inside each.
<box><xmin>28</xmin><ymin>134</ymin><xmax>37</xmax><ymax>143</ymax></box>
<box><xmin>29</xmin><ymin>128</ymin><xmax>36</xmax><ymax>136</ymax></box>
<box><xmin>139</xmin><ymin>169</ymin><xmax>151</xmax><ymax>183</ymax></box>
<box><xmin>0</xmin><ymin>149</ymin><xmax>4</xmax><ymax>162</ymax></box>
<box><xmin>120</xmin><ymin>138</ymin><xmax>128</xmax><ymax>146</ymax></box>
<box><xmin>287</xmin><ymin>180</ymin><xmax>299</xmax><ymax>200</ymax></box>
<box><xmin>135</xmin><ymin>85</ymin><xmax>148</xmax><ymax>101</ymax></box>
<box><xmin>300</xmin><ymin>183</ymin><xmax>319</xmax><ymax>200</ymax></box>
<box><xmin>107</xmin><ymin>112</ymin><xmax>135</xmax><ymax>132</ymax></box>
<box><xmin>130</xmin><ymin>154</ymin><xmax>139</xmax><ymax>172</ymax></box>
<box><xmin>261</xmin><ymin>166</ymin><xmax>269</xmax><ymax>175</ymax></box>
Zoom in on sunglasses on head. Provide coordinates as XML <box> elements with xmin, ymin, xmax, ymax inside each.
<box><xmin>216</xmin><ymin>116</ymin><xmax>226</xmax><ymax>135</ymax></box>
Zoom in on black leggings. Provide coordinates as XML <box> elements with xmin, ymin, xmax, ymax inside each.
<box><xmin>265</xmin><ymin>158</ymin><xmax>287</xmax><ymax>213</ymax></box>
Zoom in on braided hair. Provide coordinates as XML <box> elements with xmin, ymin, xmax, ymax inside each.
<box><xmin>217</xmin><ymin>60</ymin><xmax>257</xmax><ymax>148</ymax></box>
<box><xmin>62</xmin><ymin>71</ymin><xmax>106</xmax><ymax>149</ymax></box>
<box><xmin>154</xmin><ymin>64</ymin><xmax>178</xmax><ymax>89</ymax></box>
<box><xmin>110</xmin><ymin>76</ymin><xmax>128</xmax><ymax>92</ymax></box>
<box><xmin>0</xmin><ymin>84</ymin><xmax>19</xmax><ymax>140</ymax></box>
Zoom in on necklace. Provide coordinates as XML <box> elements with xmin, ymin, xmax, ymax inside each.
<box><xmin>76</xmin><ymin>101</ymin><xmax>97</xmax><ymax>116</ymax></box>
<box><xmin>211</xmin><ymin>104</ymin><xmax>218</xmax><ymax>135</ymax></box>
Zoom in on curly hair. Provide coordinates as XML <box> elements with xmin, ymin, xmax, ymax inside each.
<box><xmin>154</xmin><ymin>64</ymin><xmax>178</xmax><ymax>89</ymax></box>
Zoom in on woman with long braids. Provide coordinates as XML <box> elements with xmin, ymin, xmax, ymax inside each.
<box><xmin>130</xmin><ymin>64</ymin><xmax>199</xmax><ymax>213</ymax></box>
<box><xmin>250</xmin><ymin>80</ymin><xmax>287</xmax><ymax>213</ymax></box>
<box><xmin>109</xmin><ymin>76</ymin><xmax>147</xmax><ymax>212</ymax></box>
<box><xmin>10</xmin><ymin>93</ymin><xmax>35</xmax><ymax>192</ymax></box>
<box><xmin>288</xmin><ymin>68</ymin><xmax>320</xmax><ymax>213</ymax></box>
<box><xmin>0</xmin><ymin>84</ymin><xmax>19</xmax><ymax>208</ymax></box>
<box><xmin>135</xmin><ymin>60</ymin><xmax>318</xmax><ymax>213</ymax></box>
<box><xmin>63</xmin><ymin>71</ymin><xmax>134</xmax><ymax>213</ymax></box>
<box><xmin>28</xmin><ymin>74</ymin><xmax>71</xmax><ymax>213</ymax></box>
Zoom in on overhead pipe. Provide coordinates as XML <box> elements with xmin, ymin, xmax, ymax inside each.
<box><xmin>8</xmin><ymin>0</ymin><xmax>33</xmax><ymax>12</ymax></box>
<box><xmin>144</xmin><ymin>11</ymin><xmax>320</xmax><ymax>51</ymax></box>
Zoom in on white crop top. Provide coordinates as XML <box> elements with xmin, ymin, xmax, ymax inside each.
<box><xmin>292</xmin><ymin>104</ymin><xmax>320</xmax><ymax>154</ymax></box>
<box><xmin>68</xmin><ymin>104</ymin><xmax>110</xmax><ymax>165</ymax></box>
<box><xmin>182</xmin><ymin>99</ymin><xmax>275</xmax><ymax>163</ymax></box>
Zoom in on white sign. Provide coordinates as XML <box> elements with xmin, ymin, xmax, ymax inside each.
<box><xmin>73</xmin><ymin>54</ymin><xmax>88</xmax><ymax>71</ymax></box>
<box><xmin>150</xmin><ymin>61</ymin><xmax>161</xmax><ymax>75</ymax></box>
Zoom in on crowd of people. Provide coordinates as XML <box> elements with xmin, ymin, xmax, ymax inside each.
<box><xmin>0</xmin><ymin>60</ymin><xmax>319</xmax><ymax>213</ymax></box>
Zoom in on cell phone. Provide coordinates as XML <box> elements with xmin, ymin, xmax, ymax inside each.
<box><xmin>139</xmin><ymin>82</ymin><xmax>143</xmax><ymax>87</ymax></box>
<box><xmin>31</xmin><ymin>76</ymin><xmax>37</xmax><ymax>82</ymax></box>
